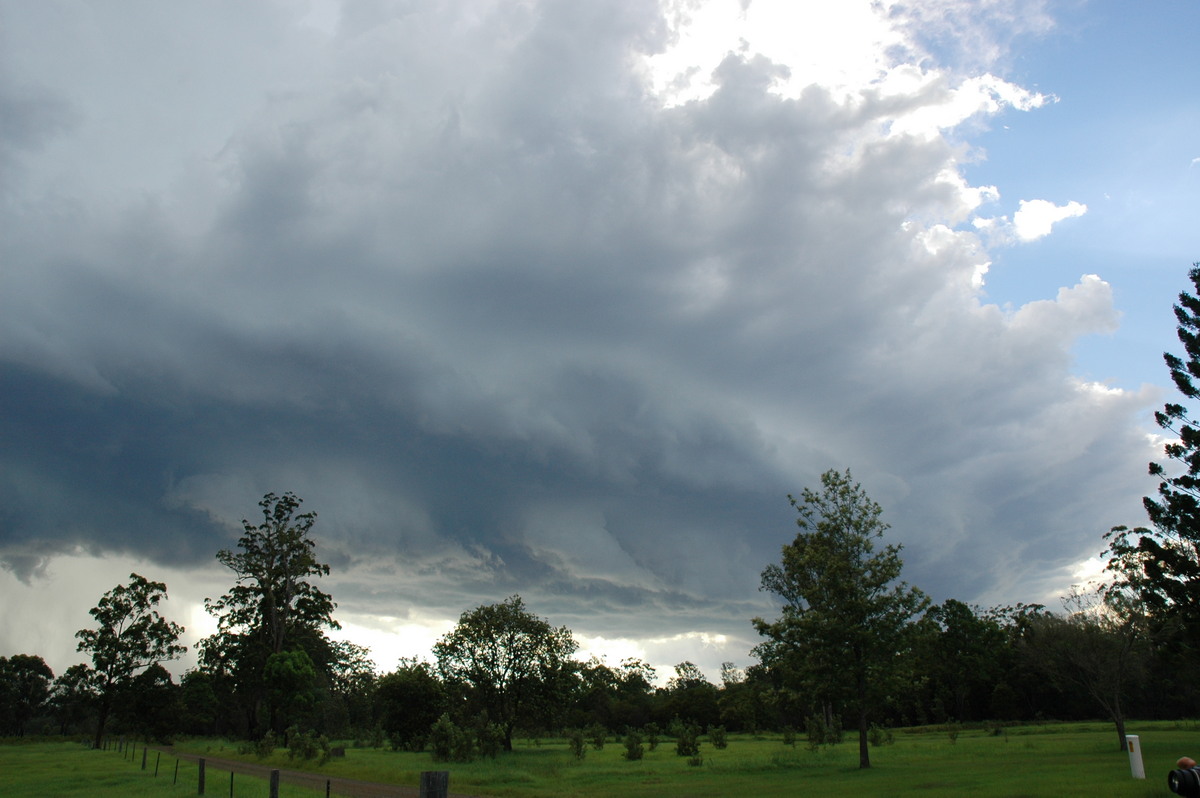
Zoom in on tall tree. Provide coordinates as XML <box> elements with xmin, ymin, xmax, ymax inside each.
<box><xmin>753</xmin><ymin>468</ymin><xmax>928</xmax><ymax>769</ymax></box>
<box><xmin>200</xmin><ymin>491</ymin><xmax>338</xmax><ymax>735</ymax></box>
<box><xmin>75</xmin><ymin>573</ymin><xmax>186</xmax><ymax>748</ymax></box>
<box><xmin>434</xmin><ymin>595</ymin><xmax>576</xmax><ymax>750</ymax></box>
<box><xmin>0</xmin><ymin>654</ymin><xmax>55</xmax><ymax>736</ymax></box>
<box><xmin>1021</xmin><ymin>587</ymin><xmax>1146</xmax><ymax>751</ymax></box>
<box><xmin>1106</xmin><ymin>264</ymin><xmax>1200</xmax><ymax>644</ymax></box>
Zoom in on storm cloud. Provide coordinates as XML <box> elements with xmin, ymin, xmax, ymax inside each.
<box><xmin>0</xmin><ymin>0</ymin><xmax>1157</xmax><ymax>676</ymax></box>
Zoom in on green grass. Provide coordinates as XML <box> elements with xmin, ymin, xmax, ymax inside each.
<box><xmin>0</xmin><ymin>740</ymin><xmax>332</xmax><ymax>798</ymax></box>
<box><xmin>8</xmin><ymin>723</ymin><xmax>1194</xmax><ymax>797</ymax></box>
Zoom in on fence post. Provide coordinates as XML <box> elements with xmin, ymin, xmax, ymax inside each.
<box><xmin>420</xmin><ymin>770</ymin><xmax>449</xmax><ymax>798</ymax></box>
<box><xmin>198</xmin><ymin>757</ymin><xmax>206</xmax><ymax>795</ymax></box>
<box><xmin>269</xmin><ymin>769</ymin><xmax>280</xmax><ymax>798</ymax></box>
<box><xmin>1126</xmin><ymin>734</ymin><xmax>1146</xmax><ymax>779</ymax></box>
<box><xmin>174</xmin><ymin>758</ymin><xmax>180</xmax><ymax>785</ymax></box>
<box><xmin>229</xmin><ymin>770</ymin><xmax>234</xmax><ymax>798</ymax></box>
<box><xmin>155</xmin><ymin>752</ymin><xmax>161</xmax><ymax>777</ymax></box>
<box><xmin>142</xmin><ymin>746</ymin><xmax>148</xmax><ymax>770</ymax></box>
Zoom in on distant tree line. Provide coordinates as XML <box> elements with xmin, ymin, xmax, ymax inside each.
<box><xmin>7</xmin><ymin>266</ymin><xmax>1200</xmax><ymax>773</ymax></box>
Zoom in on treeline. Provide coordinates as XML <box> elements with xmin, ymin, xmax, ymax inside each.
<box><xmin>8</xmin><ymin>265</ymin><xmax>1200</xmax><ymax>771</ymax></box>
<box><xmin>0</xmin><ymin>568</ymin><xmax>1188</xmax><ymax>752</ymax></box>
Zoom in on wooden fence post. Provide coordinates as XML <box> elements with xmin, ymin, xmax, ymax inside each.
<box><xmin>142</xmin><ymin>746</ymin><xmax>148</xmax><ymax>770</ymax></box>
<box><xmin>198</xmin><ymin>757</ymin><xmax>206</xmax><ymax>795</ymax></box>
<box><xmin>420</xmin><ymin>770</ymin><xmax>449</xmax><ymax>798</ymax></box>
<box><xmin>269</xmin><ymin>769</ymin><xmax>280</xmax><ymax>798</ymax></box>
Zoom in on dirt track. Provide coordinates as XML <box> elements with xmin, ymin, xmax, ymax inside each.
<box><xmin>152</xmin><ymin>746</ymin><xmax>486</xmax><ymax>798</ymax></box>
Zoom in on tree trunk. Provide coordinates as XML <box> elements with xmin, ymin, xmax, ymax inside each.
<box><xmin>1112</xmin><ymin>692</ymin><xmax>1127</xmax><ymax>752</ymax></box>
<box><xmin>93</xmin><ymin>696</ymin><xmax>111</xmax><ymax>750</ymax></box>
<box><xmin>856</xmin><ymin>668</ymin><xmax>870</xmax><ymax>769</ymax></box>
<box><xmin>858</xmin><ymin>705</ymin><xmax>870</xmax><ymax>769</ymax></box>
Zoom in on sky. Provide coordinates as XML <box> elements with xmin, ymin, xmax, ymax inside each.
<box><xmin>1</xmin><ymin>0</ymin><xmax>1198</xmax><ymax>684</ymax></box>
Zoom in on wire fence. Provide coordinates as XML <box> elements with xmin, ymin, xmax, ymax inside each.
<box><xmin>94</xmin><ymin>736</ymin><xmax>452</xmax><ymax>798</ymax></box>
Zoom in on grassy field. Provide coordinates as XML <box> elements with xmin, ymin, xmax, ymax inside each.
<box><xmin>174</xmin><ymin>721</ymin><xmax>1199</xmax><ymax>798</ymax></box>
<box><xmin>5</xmin><ymin>723</ymin><xmax>1195</xmax><ymax>797</ymax></box>
<box><xmin>0</xmin><ymin>740</ymin><xmax>332</xmax><ymax>798</ymax></box>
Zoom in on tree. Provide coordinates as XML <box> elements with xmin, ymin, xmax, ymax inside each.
<box><xmin>325</xmin><ymin>641</ymin><xmax>378</xmax><ymax>736</ymax></box>
<box><xmin>377</xmin><ymin>659</ymin><xmax>445</xmax><ymax>750</ymax></box>
<box><xmin>0</xmin><ymin>654</ymin><xmax>55</xmax><ymax>736</ymax></box>
<box><xmin>51</xmin><ymin>663</ymin><xmax>98</xmax><ymax>735</ymax></box>
<box><xmin>1106</xmin><ymin>264</ymin><xmax>1200</xmax><ymax>644</ymax></box>
<box><xmin>75</xmin><ymin>573</ymin><xmax>186</xmax><ymax>748</ymax></box>
<box><xmin>434</xmin><ymin>595</ymin><xmax>576</xmax><ymax>750</ymax></box>
<box><xmin>910</xmin><ymin>600</ymin><xmax>1009</xmax><ymax>723</ymax></box>
<box><xmin>753</xmin><ymin>468</ymin><xmax>928</xmax><ymax>769</ymax></box>
<box><xmin>1020</xmin><ymin>587</ymin><xmax>1146</xmax><ymax>751</ymax></box>
<box><xmin>659</xmin><ymin>662</ymin><xmax>719</xmax><ymax>729</ymax></box>
<box><xmin>116</xmin><ymin>663</ymin><xmax>182</xmax><ymax>743</ymax></box>
<box><xmin>200</xmin><ymin>491</ymin><xmax>338</xmax><ymax>735</ymax></box>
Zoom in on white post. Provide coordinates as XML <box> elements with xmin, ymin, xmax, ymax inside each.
<box><xmin>1126</xmin><ymin>734</ymin><xmax>1146</xmax><ymax>779</ymax></box>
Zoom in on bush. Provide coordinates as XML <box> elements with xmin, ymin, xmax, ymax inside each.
<box><xmin>254</xmin><ymin>731</ymin><xmax>276</xmax><ymax>758</ymax></box>
<box><xmin>667</xmin><ymin>716</ymin><xmax>686</xmax><ymax>739</ymax></box>
<box><xmin>709</xmin><ymin>725</ymin><xmax>728</xmax><ymax>749</ymax></box>
<box><xmin>675</xmin><ymin>724</ymin><xmax>701</xmax><ymax>758</ymax></box>
<box><xmin>476</xmin><ymin>722</ymin><xmax>504</xmax><ymax>760</ymax></box>
<box><xmin>947</xmin><ymin>721</ymin><xmax>962</xmax><ymax>745</ymax></box>
<box><xmin>782</xmin><ymin>726</ymin><xmax>796</xmax><ymax>748</ymax></box>
<box><xmin>586</xmin><ymin>723</ymin><xmax>606</xmax><ymax>750</ymax></box>
<box><xmin>285</xmin><ymin>727</ymin><xmax>330</xmax><ymax>764</ymax></box>
<box><xmin>623</xmin><ymin>729</ymin><xmax>644</xmax><ymax>761</ymax></box>
<box><xmin>644</xmin><ymin>722</ymin><xmax>661</xmax><ymax>751</ymax></box>
<box><xmin>566</xmin><ymin>728</ymin><xmax>586</xmax><ymax>760</ymax></box>
<box><xmin>868</xmin><ymin>724</ymin><xmax>894</xmax><ymax>747</ymax></box>
<box><xmin>429</xmin><ymin>714</ymin><xmax>474</xmax><ymax>763</ymax></box>
<box><xmin>805</xmin><ymin>713</ymin><xmax>842</xmax><ymax>751</ymax></box>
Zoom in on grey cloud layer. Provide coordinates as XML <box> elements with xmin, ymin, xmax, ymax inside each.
<box><xmin>0</xmin><ymin>0</ymin><xmax>1156</xmax><ymax>647</ymax></box>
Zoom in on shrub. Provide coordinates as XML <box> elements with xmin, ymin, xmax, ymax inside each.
<box><xmin>586</xmin><ymin>723</ymin><xmax>606</xmax><ymax>750</ymax></box>
<box><xmin>667</xmin><ymin>716</ymin><xmax>686</xmax><ymax>738</ymax></box>
<box><xmin>285</xmin><ymin>727</ymin><xmax>330</xmax><ymax>764</ymax></box>
<box><xmin>675</xmin><ymin>724</ymin><xmax>701</xmax><ymax>758</ymax></box>
<box><xmin>254</xmin><ymin>731</ymin><xmax>276</xmax><ymax>758</ymax></box>
<box><xmin>782</xmin><ymin>726</ymin><xmax>796</xmax><ymax>748</ymax></box>
<box><xmin>644</xmin><ymin>722</ymin><xmax>661</xmax><ymax>751</ymax></box>
<box><xmin>476</xmin><ymin>722</ymin><xmax>504</xmax><ymax>760</ymax></box>
<box><xmin>429</xmin><ymin>714</ymin><xmax>474</xmax><ymax>763</ymax></box>
<box><xmin>868</xmin><ymin>724</ymin><xmax>894</xmax><ymax>747</ymax></box>
<box><xmin>623</xmin><ymin>729</ymin><xmax>644</xmax><ymax>760</ymax></box>
<box><xmin>566</xmin><ymin>728</ymin><xmax>586</xmax><ymax>760</ymax></box>
<box><xmin>709</xmin><ymin>725</ymin><xmax>728</xmax><ymax>749</ymax></box>
<box><xmin>947</xmin><ymin>721</ymin><xmax>962</xmax><ymax>745</ymax></box>
<box><xmin>805</xmin><ymin>713</ymin><xmax>842</xmax><ymax>751</ymax></box>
